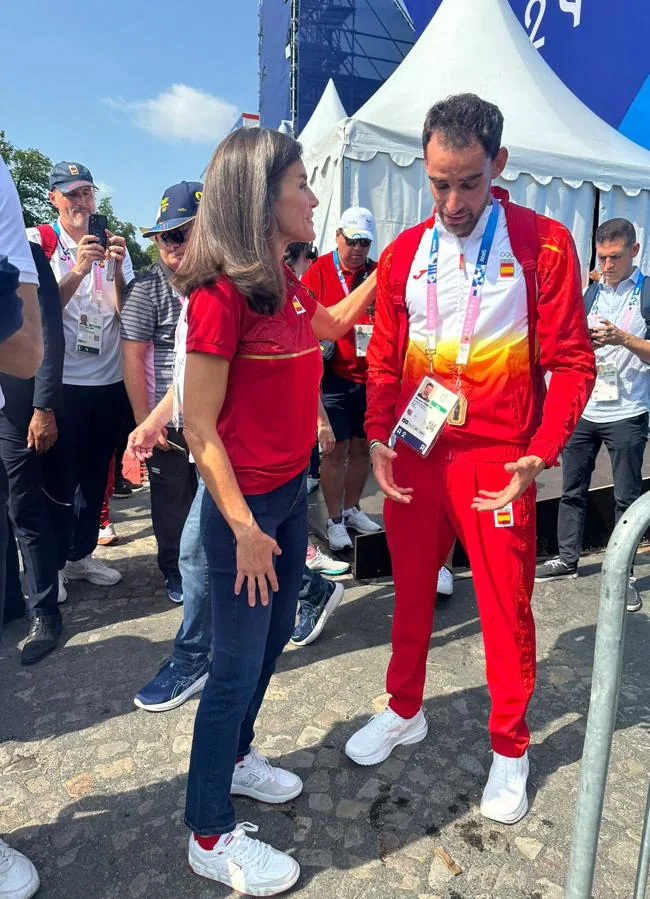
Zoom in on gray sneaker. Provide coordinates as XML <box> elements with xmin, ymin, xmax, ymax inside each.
<box><xmin>627</xmin><ymin>579</ymin><xmax>642</xmax><ymax>612</ymax></box>
<box><xmin>535</xmin><ymin>558</ymin><xmax>578</xmax><ymax>583</ymax></box>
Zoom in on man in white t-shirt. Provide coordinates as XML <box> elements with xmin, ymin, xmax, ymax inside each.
<box><xmin>536</xmin><ymin>217</ymin><xmax>650</xmax><ymax>611</ymax></box>
<box><xmin>0</xmin><ymin>154</ymin><xmax>43</xmax><ymax>899</ymax></box>
<box><xmin>27</xmin><ymin>161</ymin><xmax>134</xmax><ymax>587</ymax></box>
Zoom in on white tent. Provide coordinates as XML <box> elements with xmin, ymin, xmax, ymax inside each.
<box><xmin>306</xmin><ymin>0</ymin><xmax>650</xmax><ymax>275</ymax></box>
<box><xmin>298</xmin><ymin>79</ymin><xmax>347</xmax><ymax>156</ymax></box>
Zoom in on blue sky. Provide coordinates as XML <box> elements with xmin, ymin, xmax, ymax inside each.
<box><xmin>0</xmin><ymin>0</ymin><xmax>260</xmax><ymax>240</ymax></box>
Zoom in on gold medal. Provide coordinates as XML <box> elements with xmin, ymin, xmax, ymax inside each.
<box><xmin>447</xmin><ymin>394</ymin><xmax>467</xmax><ymax>426</ymax></box>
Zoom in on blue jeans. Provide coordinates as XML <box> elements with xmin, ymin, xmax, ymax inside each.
<box><xmin>172</xmin><ymin>479</ymin><xmax>212</xmax><ymax>670</ymax></box>
<box><xmin>299</xmin><ymin>566</ymin><xmax>329</xmax><ymax>607</ymax></box>
<box><xmin>185</xmin><ymin>471</ymin><xmax>308</xmax><ymax>835</ymax></box>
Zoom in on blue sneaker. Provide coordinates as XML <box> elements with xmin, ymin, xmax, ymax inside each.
<box><xmin>291</xmin><ymin>581</ymin><xmax>344</xmax><ymax>647</ymax></box>
<box><xmin>134</xmin><ymin>659</ymin><xmax>209</xmax><ymax>712</ymax></box>
<box><xmin>165</xmin><ymin>572</ymin><xmax>183</xmax><ymax>604</ymax></box>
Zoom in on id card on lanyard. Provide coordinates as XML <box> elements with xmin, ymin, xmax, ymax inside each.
<box><xmin>394</xmin><ymin>202</ymin><xmax>499</xmax><ymax>455</ymax></box>
<box><xmin>589</xmin><ymin>270</ymin><xmax>644</xmax><ymax>402</ymax></box>
<box><xmin>334</xmin><ymin>251</ymin><xmax>374</xmax><ymax>357</ymax></box>
<box><xmin>55</xmin><ymin>224</ymin><xmax>106</xmax><ymax>355</ymax></box>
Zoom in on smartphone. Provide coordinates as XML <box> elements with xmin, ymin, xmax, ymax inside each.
<box><xmin>88</xmin><ymin>213</ymin><xmax>108</xmax><ymax>250</ymax></box>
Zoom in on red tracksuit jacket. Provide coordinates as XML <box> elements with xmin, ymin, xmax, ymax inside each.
<box><xmin>365</xmin><ymin>190</ymin><xmax>596</xmax><ymax>467</ymax></box>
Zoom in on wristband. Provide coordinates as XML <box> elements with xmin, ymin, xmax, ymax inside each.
<box><xmin>368</xmin><ymin>439</ymin><xmax>386</xmax><ymax>454</ymax></box>
<box><xmin>35</xmin><ymin>407</ymin><xmax>54</xmax><ymax>413</ymax></box>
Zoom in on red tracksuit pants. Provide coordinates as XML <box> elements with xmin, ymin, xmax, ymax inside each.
<box><xmin>384</xmin><ymin>443</ymin><xmax>537</xmax><ymax>758</ymax></box>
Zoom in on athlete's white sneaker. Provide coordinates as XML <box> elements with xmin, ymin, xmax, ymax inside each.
<box><xmin>57</xmin><ymin>570</ymin><xmax>68</xmax><ymax>604</ymax></box>
<box><xmin>231</xmin><ymin>747</ymin><xmax>303</xmax><ymax>803</ymax></box>
<box><xmin>480</xmin><ymin>750</ymin><xmax>529</xmax><ymax>824</ymax></box>
<box><xmin>343</xmin><ymin>505</ymin><xmax>382</xmax><ymax>534</ymax></box>
<box><xmin>437</xmin><ymin>565</ymin><xmax>454</xmax><ymax>596</ymax></box>
<box><xmin>327</xmin><ymin>519</ymin><xmax>353</xmax><ymax>551</ymax></box>
<box><xmin>345</xmin><ymin>707</ymin><xmax>428</xmax><ymax>766</ymax></box>
<box><xmin>63</xmin><ymin>555</ymin><xmax>122</xmax><ymax>586</ymax></box>
<box><xmin>0</xmin><ymin>838</ymin><xmax>40</xmax><ymax>899</ymax></box>
<box><xmin>188</xmin><ymin>823</ymin><xmax>300</xmax><ymax>896</ymax></box>
<box><xmin>305</xmin><ymin>545</ymin><xmax>350</xmax><ymax>575</ymax></box>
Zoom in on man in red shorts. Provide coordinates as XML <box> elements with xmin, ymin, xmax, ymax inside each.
<box><xmin>344</xmin><ymin>93</ymin><xmax>595</xmax><ymax>824</ymax></box>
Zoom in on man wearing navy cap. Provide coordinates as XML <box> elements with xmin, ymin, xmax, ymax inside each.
<box><xmin>27</xmin><ymin>161</ymin><xmax>134</xmax><ymax>592</ymax></box>
<box><xmin>121</xmin><ymin>183</ymin><xmax>201</xmax><ymax>606</ymax></box>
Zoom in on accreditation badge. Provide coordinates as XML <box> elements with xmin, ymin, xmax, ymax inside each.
<box><xmin>392</xmin><ymin>376</ymin><xmax>459</xmax><ymax>457</ymax></box>
<box><xmin>354</xmin><ymin>324</ymin><xmax>374</xmax><ymax>357</ymax></box>
<box><xmin>592</xmin><ymin>363</ymin><xmax>619</xmax><ymax>402</ymax></box>
<box><xmin>76</xmin><ymin>311</ymin><xmax>102</xmax><ymax>355</ymax></box>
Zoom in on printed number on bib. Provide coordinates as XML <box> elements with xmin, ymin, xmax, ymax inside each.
<box><xmin>76</xmin><ymin>312</ymin><xmax>102</xmax><ymax>355</ymax></box>
<box><xmin>392</xmin><ymin>376</ymin><xmax>459</xmax><ymax>457</ymax></box>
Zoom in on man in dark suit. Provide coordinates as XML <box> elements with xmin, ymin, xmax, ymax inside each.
<box><xmin>0</xmin><ymin>241</ymin><xmax>65</xmax><ymax>663</ymax></box>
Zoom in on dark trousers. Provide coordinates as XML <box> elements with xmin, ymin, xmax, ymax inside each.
<box><xmin>45</xmin><ymin>381</ymin><xmax>127</xmax><ymax>567</ymax></box>
<box><xmin>185</xmin><ymin>471</ymin><xmax>307</xmax><ymax>835</ymax></box>
<box><xmin>0</xmin><ymin>464</ymin><xmax>8</xmax><ymax>639</ymax></box>
<box><xmin>558</xmin><ymin>413</ymin><xmax>649</xmax><ymax>566</ymax></box>
<box><xmin>0</xmin><ymin>412</ymin><xmax>61</xmax><ymax>617</ymax></box>
<box><xmin>146</xmin><ymin>427</ymin><xmax>197</xmax><ymax>578</ymax></box>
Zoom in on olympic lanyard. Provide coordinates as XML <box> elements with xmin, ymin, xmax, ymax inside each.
<box><xmin>426</xmin><ymin>201</ymin><xmax>499</xmax><ymax>368</ymax></box>
<box><xmin>55</xmin><ymin>223</ymin><xmax>104</xmax><ymax>308</ymax></box>
<box><xmin>333</xmin><ymin>250</ymin><xmax>351</xmax><ymax>297</ymax></box>
<box><xmin>591</xmin><ymin>270</ymin><xmax>644</xmax><ymax>334</ymax></box>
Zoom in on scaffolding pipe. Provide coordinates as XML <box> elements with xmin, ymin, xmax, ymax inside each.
<box><xmin>633</xmin><ymin>782</ymin><xmax>650</xmax><ymax>899</ymax></box>
<box><xmin>565</xmin><ymin>490</ymin><xmax>650</xmax><ymax>899</ymax></box>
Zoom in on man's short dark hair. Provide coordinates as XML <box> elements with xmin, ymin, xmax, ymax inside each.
<box><xmin>422</xmin><ymin>93</ymin><xmax>504</xmax><ymax>160</ymax></box>
<box><xmin>595</xmin><ymin>217</ymin><xmax>636</xmax><ymax>248</ymax></box>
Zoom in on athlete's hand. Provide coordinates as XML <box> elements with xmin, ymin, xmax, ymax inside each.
<box><xmin>371</xmin><ymin>443</ymin><xmax>413</xmax><ymax>504</ymax></box>
<box><xmin>471</xmin><ymin>455</ymin><xmax>545</xmax><ymax>512</ymax></box>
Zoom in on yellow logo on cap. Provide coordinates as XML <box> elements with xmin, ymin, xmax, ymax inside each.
<box><xmin>195</xmin><ymin>190</ymin><xmax>202</xmax><ymax>201</ymax></box>
<box><xmin>160</xmin><ymin>196</ymin><xmax>170</xmax><ymax>212</ymax></box>
<box><xmin>68</xmin><ymin>165</ymin><xmax>79</xmax><ymax>175</ymax></box>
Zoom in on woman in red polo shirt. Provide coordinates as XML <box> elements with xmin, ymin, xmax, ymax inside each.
<box><xmin>174</xmin><ymin>127</ymin><xmax>375</xmax><ymax>896</ymax></box>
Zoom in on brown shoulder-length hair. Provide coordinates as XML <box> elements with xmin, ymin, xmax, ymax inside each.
<box><xmin>174</xmin><ymin>127</ymin><xmax>303</xmax><ymax>315</ymax></box>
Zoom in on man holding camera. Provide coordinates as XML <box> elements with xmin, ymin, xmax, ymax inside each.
<box><xmin>27</xmin><ymin>161</ymin><xmax>133</xmax><ymax>589</ymax></box>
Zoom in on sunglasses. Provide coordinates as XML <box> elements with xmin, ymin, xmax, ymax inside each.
<box><xmin>159</xmin><ymin>227</ymin><xmax>190</xmax><ymax>247</ymax></box>
<box><xmin>343</xmin><ymin>236</ymin><xmax>371</xmax><ymax>249</ymax></box>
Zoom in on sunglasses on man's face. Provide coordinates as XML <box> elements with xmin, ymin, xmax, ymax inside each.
<box><xmin>343</xmin><ymin>236</ymin><xmax>372</xmax><ymax>249</ymax></box>
<box><xmin>159</xmin><ymin>227</ymin><xmax>190</xmax><ymax>247</ymax></box>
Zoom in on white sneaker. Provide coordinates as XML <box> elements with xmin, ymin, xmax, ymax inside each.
<box><xmin>57</xmin><ymin>571</ymin><xmax>68</xmax><ymax>604</ymax></box>
<box><xmin>0</xmin><ymin>838</ymin><xmax>40</xmax><ymax>899</ymax></box>
<box><xmin>63</xmin><ymin>555</ymin><xmax>122</xmax><ymax>586</ymax></box>
<box><xmin>345</xmin><ymin>707</ymin><xmax>428</xmax><ymax>766</ymax></box>
<box><xmin>231</xmin><ymin>747</ymin><xmax>303</xmax><ymax>803</ymax></box>
<box><xmin>480</xmin><ymin>750</ymin><xmax>529</xmax><ymax>824</ymax></box>
<box><xmin>97</xmin><ymin>523</ymin><xmax>119</xmax><ymax>546</ymax></box>
<box><xmin>437</xmin><ymin>566</ymin><xmax>454</xmax><ymax>596</ymax></box>
<box><xmin>327</xmin><ymin>519</ymin><xmax>353</xmax><ymax>551</ymax></box>
<box><xmin>188</xmin><ymin>823</ymin><xmax>300</xmax><ymax>896</ymax></box>
<box><xmin>306</xmin><ymin>476</ymin><xmax>320</xmax><ymax>494</ymax></box>
<box><xmin>343</xmin><ymin>505</ymin><xmax>382</xmax><ymax>534</ymax></box>
<box><xmin>305</xmin><ymin>546</ymin><xmax>350</xmax><ymax>575</ymax></box>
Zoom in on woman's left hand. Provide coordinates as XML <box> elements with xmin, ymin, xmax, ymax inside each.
<box><xmin>235</xmin><ymin>524</ymin><xmax>282</xmax><ymax>607</ymax></box>
<box><xmin>318</xmin><ymin>421</ymin><xmax>335</xmax><ymax>454</ymax></box>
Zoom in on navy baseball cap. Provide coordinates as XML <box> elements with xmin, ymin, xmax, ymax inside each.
<box><xmin>49</xmin><ymin>161</ymin><xmax>96</xmax><ymax>193</ymax></box>
<box><xmin>140</xmin><ymin>181</ymin><xmax>203</xmax><ymax>238</ymax></box>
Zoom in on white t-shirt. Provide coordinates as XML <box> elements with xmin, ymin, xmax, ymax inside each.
<box><xmin>0</xmin><ymin>157</ymin><xmax>40</xmax><ymax>410</ymax></box>
<box><xmin>405</xmin><ymin>201</ymin><xmax>528</xmax><ymax>360</ymax></box>
<box><xmin>583</xmin><ymin>268</ymin><xmax>650</xmax><ymax>423</ymax></box>
<box><xmin>27</xmin><ymin>218</ymin><xmax>134</xmax><ymax>387</ymax></box>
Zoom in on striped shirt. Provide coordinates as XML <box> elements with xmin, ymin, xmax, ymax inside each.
<box><xmin>120</xmin><ymin>262</ymin><xmax>183</xmax><ymax>406</ymax></box>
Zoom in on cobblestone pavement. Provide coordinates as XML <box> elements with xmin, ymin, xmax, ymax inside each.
<box><xmin>1</xmin><ymin>487</ymin><xmax>648</xmax><ymax>899</ymax></box>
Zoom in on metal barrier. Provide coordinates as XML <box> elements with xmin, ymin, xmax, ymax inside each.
<box><xmin>565</xmin><ymin>490</ymin><xmax>650</xmax><ymax>899</ymax></box>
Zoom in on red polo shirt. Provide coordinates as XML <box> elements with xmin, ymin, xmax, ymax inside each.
<box><xmin>186</xmin><ymin>267</ymin><xmax>322</xmax><ymax>495</ymax></box>
<box><xmin>301</xmin><ymin>251</ymin><xmax>377</xmax><ymax>384</ymax></box>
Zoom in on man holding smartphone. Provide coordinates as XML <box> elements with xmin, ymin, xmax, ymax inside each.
<box><xmin>27</xmin><ymin>161</ymin><xmax>134</xmax><ymax>588</ymax></box>
<box><xmin>120</xmin><ymin>183</ymin><xmax>201</xmax><ymax>603</ymax></box>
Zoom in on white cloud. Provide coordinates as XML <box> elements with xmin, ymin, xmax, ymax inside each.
<box><xmin>94</xmin><ymin>180</ymin><xmax>116</xmax><ymax>198</ymax></box>
<box><xmin>106</xmin><ymin>84</ymin><xmax>239</xmax><ymax>143</ymax></box>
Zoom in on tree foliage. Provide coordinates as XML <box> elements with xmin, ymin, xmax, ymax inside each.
<box><xmin>0</xmin><ymin>130</ymin><xmax>55</xmax><ymax>227</ymax></box>
<box><xmin>97</xmin><ymin>197</ymin><xmax>150</xmax><ymax>271</ymax></box>
<box><xmin>145</xmin><ymin>242</ymin><xmax>160</xmax><ymax>265</ymax></box>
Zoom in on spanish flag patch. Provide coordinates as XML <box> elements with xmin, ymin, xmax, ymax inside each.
<box><xmin>292</xmin><ymin>296</ymin><xmax>306</xmax><ymax>315</ymax></box>
<box><xmin>494</xmin><ymin>503</ymin><xmax>514</xmax><ymax>528</ymax></box>
<box><xmin>499</xmin><ymin>259</ymin><xmax>515</xmax><ymax>279</ymax></box>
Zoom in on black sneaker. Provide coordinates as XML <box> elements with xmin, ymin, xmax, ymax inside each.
<box><xmin>21</xmin><ymin>613</ymin><xmax>62</xmax><ymax>665</ymax></box>
<box><xmin>113</xmin><ymin>478</ymin><xmax>132</xmax><ymax>498</ymax></box>
<box><xmin>291</xmin><ymin>581</ymin><xmax>344</xmax><ymax>647</ymax></box>
<box><xmin>535</xmin><ymin>558</ymin><xmax>578</xmax><ymax>583</ymax></box>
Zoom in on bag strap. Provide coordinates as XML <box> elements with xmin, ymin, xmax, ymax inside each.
<box><xmin>35</xmin><ymin>224</ymin><xmax>58</xmax><ymax>261</ymax></box>
<box><xmin>583</xmin><ymin>281</ymin><xmax>599</xmax><ymax>315</ymax></box>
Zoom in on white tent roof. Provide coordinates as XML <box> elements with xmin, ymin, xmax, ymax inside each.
<box><xmin>298</xmin><ymin>79</ymin><xmax>347</xmax><ymax>156</ymax></box>
<box><xmin>342</xmin><ymin>0</ymin><xmax>650</xmax><ymax>194</ymax></box>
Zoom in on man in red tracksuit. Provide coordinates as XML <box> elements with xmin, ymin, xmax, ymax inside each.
<box><xmin>344</xmin><ymin>93</ymin><xmax>595</xmax><ymax>824</ymax></box>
